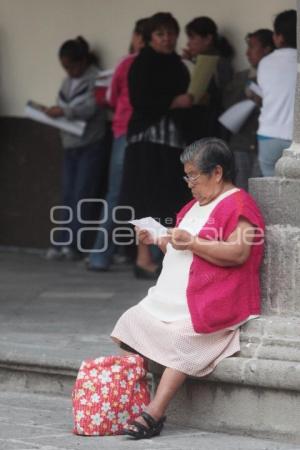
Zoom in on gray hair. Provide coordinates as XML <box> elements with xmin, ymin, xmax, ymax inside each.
<box><xmin>180</xmin><ymin>137</ymin><xmax>235</xmax><ymax>182</ymax></box>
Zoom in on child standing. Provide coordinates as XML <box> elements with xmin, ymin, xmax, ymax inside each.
<box><xmin>46</xmin><ymin>37</ymin><xmax>107</xmax><ymax>260</ymax></box>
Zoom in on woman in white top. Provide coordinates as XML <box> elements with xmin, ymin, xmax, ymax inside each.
<box><xmin>257</xmin><ymin>10</ymin><xmax>297</xmax><ymax>176</ymax></box>
<box><xmin>111</xmin><ymin>138</ymin><xmax>264</xmax><ymax>440</ymax></box>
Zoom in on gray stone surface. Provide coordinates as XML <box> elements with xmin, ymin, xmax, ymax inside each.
<box><xmin>0</xmin><ymin>251</ymin><xmax>152</xmax><ymax>398</ymax></box>
<box><xmin>0</xmin><ymin>391</ymin><xmax>299</xmax><ymax>450</ymax></box>
<box><xmin>249</xmin><ymin>177</ymin><xmax>300</xmax><ymax>226</ymax></box>
<box><xmin>1</xmin><ymin>251</ymin><xmax>300</xmax><ymax>443</ymax></box>
<box><xmin>167</xmin><ymin>378</ymin><xmax>300</xmax><ymax>444</ymax></box>
<box><xmin>275</xmin><ymin>148</ymin><xmax>300</xmax><ymax>178</ymax></box>
<box><xmin>0</xmin><ymin>251</ymin><xmax>151</xmax><ymax>368</ymax></box>
<box><xmin>260</xmin><ymin>225</ymin><xmax>300</xmax><ymax>316</ymax></box>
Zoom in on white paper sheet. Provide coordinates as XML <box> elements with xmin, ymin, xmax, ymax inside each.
<box><xmin>218</xmin><ymin>99</ymin><xmax>256</xmax><ymax>134</ymax></box>
<box><xmin>247</xmin><ymin>81</ymin><xmax>262</xmax><ymax>97</ymax></box>
<box><xmin>25</xmin><ymin>101</ymin><xmax>86</xmax><ymax>136</ymax></box>
<box><xmin>95</xmin><ymin>69</ymin><xmax>114</xmax><ymax>87</ymax></box>
<box><xmin>129</xmin><ymin>217</ymin><xmax>168</xmax><ymax>239</ymax></box>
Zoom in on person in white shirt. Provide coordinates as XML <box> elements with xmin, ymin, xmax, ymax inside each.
<box><xmin>257</xmin><ymin>9</ymin><xmax>297</xmax><ymax>176</ymax></box>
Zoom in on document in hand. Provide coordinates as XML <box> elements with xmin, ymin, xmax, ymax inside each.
<box><xmin>94</xmin><ymin>69</ymin><xmax>114</xmax><ymax>87</ymax></box>
<box><xmin>94</xmin><ymin>69</ymin><xmax>114</xmax><ymax>105</ymax></box>
<box><xmin>129</xmin><ymin>217</ymin><xmax>168</xmax><ymax>240</ymax></box>
<box><xmin>25</xmin><ymin>101</ymin><xmax>86</xmax><ymax>136</ymax></box>
<box><xmin>218</xmin><ymin>99</ymin><xmax>256</xmax><ymax>134</ymax></box>
<box><xmin>247</xmin><ymin>81</ymin><xmax>262</xmax><ymax>97</ymax></box>
<box><xmin>188</xmin><ymin>54</ymin><xmax>219</xmax><ymax>103</ymax></box>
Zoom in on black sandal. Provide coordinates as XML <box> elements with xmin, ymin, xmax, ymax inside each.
<box><xmin>123</xmin><ymin>411</ymin><xmax>166</xmax><ymax>439</ymax></box>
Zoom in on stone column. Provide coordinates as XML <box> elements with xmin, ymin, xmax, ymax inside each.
<box><xmin>245</xmin><ymin>0</ymin><xmax>300</xmax><ymax>410</ymax></box>
<box><xmin>275</xmin><ymin>0</ymin><xmax>300</xmax><ymax>175</ymax></box>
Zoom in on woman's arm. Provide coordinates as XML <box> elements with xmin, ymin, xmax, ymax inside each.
<box><xmin>52</xmin><ymin>74</ymin><xmax>100</xmax><ymax>120</ymax></box>
<box><xmin>169</xmin><ymin>218</ymin><xmax>256</xmax><ymax>267</ymax></box>
<box><xmin>62</xmin><ymin>89</ymin><xmax>99</xmax><ymax>121</ymax></box>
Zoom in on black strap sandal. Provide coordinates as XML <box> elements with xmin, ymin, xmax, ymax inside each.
<box><xmin>123</xmin><ymin>411</ymin><xmax>166</xmax><ymax>439</ymax></box>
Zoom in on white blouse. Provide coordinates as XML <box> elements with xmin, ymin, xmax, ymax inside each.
<box><xmin>139</xmin><ymin>188</ymin><xmax>240</xmax><ymax>322</ymax></box>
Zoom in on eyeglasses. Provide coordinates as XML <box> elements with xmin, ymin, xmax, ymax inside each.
<box><xmin>183</xmin><ymin>174</ymin><xmax>201</xmax><ymax>185</ymax></box>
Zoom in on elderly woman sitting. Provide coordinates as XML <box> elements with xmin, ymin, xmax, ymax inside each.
<box><xmin>111</xmin><ymin>137</ymin><xmax>265</xmax><ymax>439</ymax></box>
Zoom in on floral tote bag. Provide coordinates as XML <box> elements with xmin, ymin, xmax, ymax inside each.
<box><xmin>72</xmin><ymin>354</ymin><xmax>150</xmax><ymax>436</ymax></box>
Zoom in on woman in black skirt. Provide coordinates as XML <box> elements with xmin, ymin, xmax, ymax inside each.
<box><xmin>121</xmin><ymin>12</ymin><xmax>192</xmax><ymax>278</ymax></box>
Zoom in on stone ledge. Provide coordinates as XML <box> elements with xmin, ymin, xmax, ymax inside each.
<box><xmin>249</xmin><ymin>177</ymin><xmax>300</xmax><ymax>226</ymax></box>
<box><xmin>3</xmin><ymin>353</ymin><xmax>298</xmax><ymax>392</ymax></box>
<box><xmin>2</xmin><ymin>315</ymin><xmax>300</xmax><ymax>399</ymax></box>
<box><xmin>150</xmin><ymin>356</ymin><xmax>300</xmax><ymax>392</ymax></box>
<box><xmin>2</xmin><ymin>315</ymin><xmax>300</xmax><ymax>394</ymax></box>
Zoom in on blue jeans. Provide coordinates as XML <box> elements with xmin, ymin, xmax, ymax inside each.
<box><xmin>55</xmin><ymin>139</ymin><xmax>108</xmax><ymax>251</ymax></box>
<box><xmin>88</xmin><ymin>135</ymin><xmax>127</xmax><ymax>268</ymax></box>
<box><xmin>258</xmin><ymin>137</ymin><xmax>291</xmax><ymax>177</ymax></box>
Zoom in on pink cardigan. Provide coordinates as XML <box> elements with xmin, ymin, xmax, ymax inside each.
<box><xmin>176</xmin><ymin>190</ymin><xmax>265</xmax><ymax>334</ymax></box>
<box><xmin>107</xmin><ymin>54</ymin><xmax>136</xmax><ymax>138</ymax></box>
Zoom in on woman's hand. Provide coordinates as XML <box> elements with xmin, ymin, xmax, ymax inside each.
<box><xmin>135</xmin><ymin>227</ymin><xmax>156</xmax><ymax>246</ymax></box>
<box><xmin>45</xmin><ymin>106</ymin><xmax>64</xmax><ymax>118</ymax></box>
<box><xmin>168</xmin><ymin>228</ymin><xmax>194</xmax><ymax>251</ymax></box>
<box><xmin>157</xmin><ymin>235</ymin><xmax>172</xmax><ymax>253</ymax></box>
<box><xmin>245</xmin><ymin>88</ymin><xmax>262</xmax><ymax>107</ymax></box>
<box><xmin>170</xmin><ymin>94</ymin><xmax>193</xmax><ymax>109</ymax></box>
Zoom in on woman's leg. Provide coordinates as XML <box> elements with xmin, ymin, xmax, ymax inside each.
<box><xmin>146</xmin><ymin>367</ymin><xmax>187</xmax><ymax>419</ymax></box>
<box><xmin>114</xmin><ymin>337</ymin><xmax>185</xmax><ymax>418</ymax></box>
<box><xmin>113</xmin><ymin>337</ymin><xmax>186</xmax><ymax>428</ymax></box>
<box><xmin>88</xmin><ymin>135</ymin><xmax>127</xmax><ymax>269</ymax></box>
<box><xmin>73</xmin><ymin>139</ymin><xmax>108</xmax><ymax>252</ymax></box>
<box><xmin>59</xmin><ymin>148</ymin><xmax>78</xmax><ymax>247</ymax></box>
<box><xmin>130</xmin><ymin>367</ymin><xmax>187</xmax><ymax>429</ymax></box>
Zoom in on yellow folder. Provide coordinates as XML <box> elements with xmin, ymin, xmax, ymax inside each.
<box><xmin>188</xmin><ymin>54</ymin><xmax>219</xmax><ymax>103</ymax></box>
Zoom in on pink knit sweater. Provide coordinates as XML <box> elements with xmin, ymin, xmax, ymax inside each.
<box><xmin>176</xmin><ymin>190</ymin><xmax>265</xmax><ymax>334</ymax></box>
<box><xmin>107</xmin><ymin>54</ymin><xmax>136</xmax><ymax>138</ymax></box>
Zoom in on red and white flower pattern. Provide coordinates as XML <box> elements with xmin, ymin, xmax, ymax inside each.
<box><xmin>72</xmin><ymin>354</ymin><xmax>150</xmax><ymax>436</ymax></box>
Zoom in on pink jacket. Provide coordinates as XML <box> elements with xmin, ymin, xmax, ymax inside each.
<box><xmin>107</xmin><ymin>54</ymin><xmax>136</xmax><ymax>138</ymax></box>
<box><xmin>176</xmin><ymin>190</ymin><xmax>265</xmax><ymax>334</ymax></box>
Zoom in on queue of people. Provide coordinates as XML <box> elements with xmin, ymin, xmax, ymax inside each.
<box><xmin>45</xmin><ymin>9</ymin><xmax>296</xmax><ymax>273</ymax></box>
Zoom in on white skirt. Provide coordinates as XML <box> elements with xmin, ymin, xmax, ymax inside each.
<box><xmin>111</xmin><ymin>304</ymin><xmax>240</xmax><ymax>377</ymax></box>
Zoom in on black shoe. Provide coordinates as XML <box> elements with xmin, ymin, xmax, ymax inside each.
<box><xmin>134</xmin><ymin>265</ymin><xmax>160</xmax><ymax>280</ymax></box>
<box><xmin>123</xmin><ymin>412</ymin><xmax>166</xmax><ymax>440</ymax></box>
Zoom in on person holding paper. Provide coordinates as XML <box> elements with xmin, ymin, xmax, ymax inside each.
<box><xmin>223</xmin><ymin>29</ymin><xmax>274</xmax><ymax>190</ymax></box>
<box><xmin>257</xmin><ymin>10</ymin><xmax>297</xmax><ymax>176</ymax></box>
<box><xmin>120</xmin><ymin>12</ymin><xmax>192</xmax><ymax>279</ymax></box>
<box><xmin>180</xmin><ymin>16</ymin><xmax>234</xmax><ymax>142</ymax></box>
<box><xmin>111</xmin><ymin>137</ymin><xmax>264</xmax><ymax>439</ymax></box>
<box><xmin>184</xmin><ymin>17</ymin><xmax>234</xmax><ymax>89</ymax></box>
<box><xmin>45</xmin><ymin>37</ymin><xmax>108</xmax><ymax>261</ymax></box>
